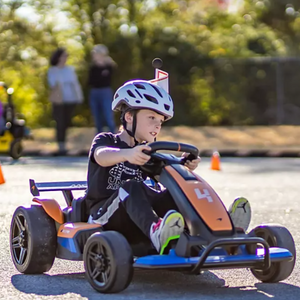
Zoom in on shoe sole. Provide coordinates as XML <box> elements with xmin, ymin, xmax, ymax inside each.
<box><xmin>159</xmin><ymin>212</ymin><xmax>184</xmax><ymax>254</ymax></box>
<box><xmin>229</xmin><ymin>197</ymin><xmax>251</xmax><ymax>232</ymax></box>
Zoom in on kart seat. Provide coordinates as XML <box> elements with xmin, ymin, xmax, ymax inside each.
<box><xmin>65</xmin><ymin>196</ymin><xmax>89</xmax><ymax>223</ymax></box>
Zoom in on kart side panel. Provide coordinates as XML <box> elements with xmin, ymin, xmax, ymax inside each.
<box><xmin>57</xmin><ymin>223</ymin><xmax>102</xmax><ymax>260</ymax></box>
<box><xmin>165</xmin><ymin>166</ymin><xmax>232</xmax><ymax>232</ymax></box>
<box><xmin>32</xmin><ymin>198</ymin><xmax>64</xmax><ymax>224</ymax></box>
<box><xmin>57</xmin><ymin>223</ymin><xmax>101</xmax><ymax>238</ymax></box>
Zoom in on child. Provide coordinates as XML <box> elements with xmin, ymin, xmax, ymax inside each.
<box><xmin>85</xmin><ymin>79</ymin><xmax>251</xmax><ymax>253</ymax></box>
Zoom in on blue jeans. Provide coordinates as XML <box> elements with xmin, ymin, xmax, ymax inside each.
<box><xmin>89</xmin><ymin>87</ymin><xmax>116</xmax><ymax>133</ymax></box>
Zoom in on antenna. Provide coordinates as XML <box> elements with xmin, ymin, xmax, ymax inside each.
<box><xmin>152</xmin><ymin>58</ymin><xmax>163</xmax><ymax>69</ymax></box>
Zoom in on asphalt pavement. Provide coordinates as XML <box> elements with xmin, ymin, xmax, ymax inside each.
<box><xmin>0</xmin><ymin>156</ymin><xmax>299</xmax><ymax>299</ymax></box>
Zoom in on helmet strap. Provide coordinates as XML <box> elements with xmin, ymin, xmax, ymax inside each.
<box><xmin>121</xmin><ymin>109</ymin><xmax>139</xmax><ymax>146</ymax></box>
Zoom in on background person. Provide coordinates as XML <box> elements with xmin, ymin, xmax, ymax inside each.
<box><xmin>47</xmin><ymin>47</ymin><xmax>83</xmax><ymax>153</ymax></box>
<box><xmin>87</xmin><ymin>44</ymin><xmax>117</xmax><ymax>134</ymax></box>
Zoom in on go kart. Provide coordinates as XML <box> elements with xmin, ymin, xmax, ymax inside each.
<box><xmin>0</xmin><ymin>81</ymin><xmax>32</xmax><ymax>159</ymax></box>
<box><xmin>9</xmin><ymin>141</ymin><xmax>296</xmax><ymax>293</ymax></box>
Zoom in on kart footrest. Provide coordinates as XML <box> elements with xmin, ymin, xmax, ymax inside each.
<box><xmin>191</xmin><ymin>237</ymin><xmax>270</xmax><ymax>274</ymax></box>
<box><xmin>133</xmin><ymin>247</ymin><xmax>292</xmax><ymax>270</ymax></box>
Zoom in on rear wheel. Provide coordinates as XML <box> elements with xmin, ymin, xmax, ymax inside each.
<box><xmin>10</xmin><ymin>205</ymin><xmax>57</xmax><ymax>274</ymax></box>
<box><xmin>248</xmin><ymin>224</ymin><xmax>296</xmax><ymax>282</ymax></box>
<box><xmin>83</xmin><ymin>231</ymin><xmax>133</xmax><ymax>293</ymax></box>
<box><xmin>9</xmin><ymin>139</ymin><xmax>23</xmax><ymax>159</ymax></box>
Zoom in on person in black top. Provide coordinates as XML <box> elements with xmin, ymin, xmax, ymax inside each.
<box><xmin>85</xmin><ymin>79</ymin><xmax>201</xmax><ymax>254</ymax></box>
<box><xmin>87</xmin><ymin>44</ymin><xmax>117</xmax><ymax>133</ymax></box>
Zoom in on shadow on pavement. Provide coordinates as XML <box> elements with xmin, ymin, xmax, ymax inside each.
<box><xmin>11</xmin><ymin>270</ymin><xmax>300</xmax><ymax>299</ymax></box>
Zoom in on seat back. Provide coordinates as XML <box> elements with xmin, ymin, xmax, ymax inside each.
<box><xmin>70</xmin><ymin>196</ymin><xmax>89</xmax><ymax>222</ymax></box>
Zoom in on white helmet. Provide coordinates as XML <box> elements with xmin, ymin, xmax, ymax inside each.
<box><xmin>112</xmin><ymin>80</ymin><xmax>174</xmax><ymax>120</ymax></box>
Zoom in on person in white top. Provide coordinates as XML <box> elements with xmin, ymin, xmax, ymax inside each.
<box><xmin>47</xmin><ymin>48</ymin><xmax>83</xmax><ymax>153</ymax></box>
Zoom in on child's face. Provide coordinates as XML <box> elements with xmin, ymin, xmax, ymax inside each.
<box><xmin>135</xmin><ymin>109</ymin><xmax>165</xmax><ymax>142</ymax></box>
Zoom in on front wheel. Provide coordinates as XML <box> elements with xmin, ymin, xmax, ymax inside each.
<box><xmin>83</xmin><ymin>231</ymin><xmax>133</xmax><ymax>293</ymax></box>
<box><xmin>248</xmin><ymin>224</ymin><xmax>296</xmax><ymax>282</ymax></box>
<box><xmin>10</xmin><ymin>205</ymin><xmax>57</xmax><ymax>274</ymax></box>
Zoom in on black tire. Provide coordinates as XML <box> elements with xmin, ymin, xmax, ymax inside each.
<box><xmin>10</xmin><ymin>205</ymin><xmax>57</xmax><ymax>274</ymax></box>
<box><xmin>248</xmin><ymin>224</ymin><xmax>296</xmax><ymax>282</ymax></box>
<box><xmin>9</xmin><ymin>139</ymin><xmax>23</xmax><ymax>160</ymax></box>
<box><xmin>83</xmin><ymin>231</ymin><xmax>133</xmax><ymax>293</ymax></box>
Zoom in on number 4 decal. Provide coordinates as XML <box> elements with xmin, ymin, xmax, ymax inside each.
<box><xmin>194</xmin><ymin>188</ymin><xmax>213</xmax><ymax>203</ymax></box>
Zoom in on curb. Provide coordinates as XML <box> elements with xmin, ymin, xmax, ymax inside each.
<box><xmin>21</xmin><ymin>149</ymin><xmax>300</xmax><ymax>158</ymax></box>
<box><xmin>200</xmin><ymin>149</ymin><xmax>300</xmax><ymax>157</ymax></box>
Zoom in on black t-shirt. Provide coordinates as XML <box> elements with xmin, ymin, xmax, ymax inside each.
<box><xmin>87</xmin><ymin>64</ymin><xmax>113</xmax><ymax>88</ymax></box>
<box><xmin>85</xmin><ymin>132</ymin><xmax>146</xmax><ymax>217</ymax></box>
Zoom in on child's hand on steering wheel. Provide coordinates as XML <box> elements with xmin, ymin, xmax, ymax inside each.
<box><xmin>182</xmin><ymin>152</ymin><xmax>201</xmax><ymax>171</ymax></box>
<box><xmin>125</xmin><ymin>145</ymin><xmax>152</xmax><ymax>165</ymax></box>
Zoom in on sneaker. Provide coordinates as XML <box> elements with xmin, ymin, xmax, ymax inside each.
<box><xmin>150</xmin><ymin>210</ymin><xmax>184</xmax><ymax>254</ymax></box>
<box><xmin>228</xmin><ymin>197</ymin><xmax>251</xmax><ymax>232</ymax></box>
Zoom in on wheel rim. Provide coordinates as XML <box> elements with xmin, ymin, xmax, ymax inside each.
<box><xmin>252</xmin><ymin>228</ymin><xmax>278</xmax><ymax>278</ymax></box>
<box><xmin>86</xmin><ymin>241</ymin><xmax>111</xmax><ymax>287</ymax></box>
<box><xmin>11</xmin><ymin>214</ymin><xmax>28</xmax><ymax>265</ymax></box>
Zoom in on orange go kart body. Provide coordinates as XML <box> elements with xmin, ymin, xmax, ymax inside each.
<box><xmin>10</xmin><ymin>141</ymin><xmax>295</xmax><ymax>294</ymax></box>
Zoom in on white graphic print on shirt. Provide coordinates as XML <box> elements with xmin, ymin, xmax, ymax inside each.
<box><xmin>107</xmin><ymin>162</ymin><xmax>144</xmax><ymax>190</ymax></box>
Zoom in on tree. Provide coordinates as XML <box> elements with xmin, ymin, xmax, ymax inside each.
<box><xmin>1</xmin><ymin>0</ymin><xmax>299</xmax><ymax>127</ymax></box>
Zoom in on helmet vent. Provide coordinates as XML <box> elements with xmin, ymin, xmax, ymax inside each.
<box><xmin>135</xmin><ymin>100</ymin><xmax>141</xmax><ymax>103</ymax></box>
<box><xmin>135</xmin><ymin>89</ymin><xmax>143</xmax><ymax>98</ymax></box>
<box><xmin>164</xmin><ymin>104</ymin><xmax>170</xmax><ymax>111</ymax></box>
<box><xmin>151</xmin><ymin>84</ymin><xmax>163</xmax><ymax>97</ymax></box>
<box><xmin>134</xmin><ymin>83</ymin><xmax>146</xmax><ymax>89</ymax></box>
<box><xmin>127</xmin><ymin>90</ymin><xmax>136</xmax><ymax>98</ymax></box>
<box><xmin>144</xmin><ymin>94</ymin><xmax>158</xmax><ymax>104</ymax></box>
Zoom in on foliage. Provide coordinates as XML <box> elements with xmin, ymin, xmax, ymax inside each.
<box><xmin>1</xmin><ymin>0</ymin><xmax>300</xmax><ymax>127</ymax></box>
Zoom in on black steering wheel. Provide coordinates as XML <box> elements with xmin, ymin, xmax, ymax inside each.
<box><xmin>145</xmin><ymin>141</ymin><xmax>198</xmax><ymax>157</ymax></box>
<box><xmin>143</xmin><ymin>141</ymin><xmax>199</xmax><ymax>164</ymax></box>
<box><xmin>140</xmin><ymin>141</ymin><xmax>199</xmax><ymax>177</ymax></box>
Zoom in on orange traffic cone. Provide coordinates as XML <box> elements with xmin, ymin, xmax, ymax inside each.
<box><xmin>0</xmin><ymin>164</ymin><xmax>5</xmax><ymax>184</ymax></box>
<box><xmin>211</xmin><ymin>151</ymin><xmax>221</xmax><ymax>171</ymax></box>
